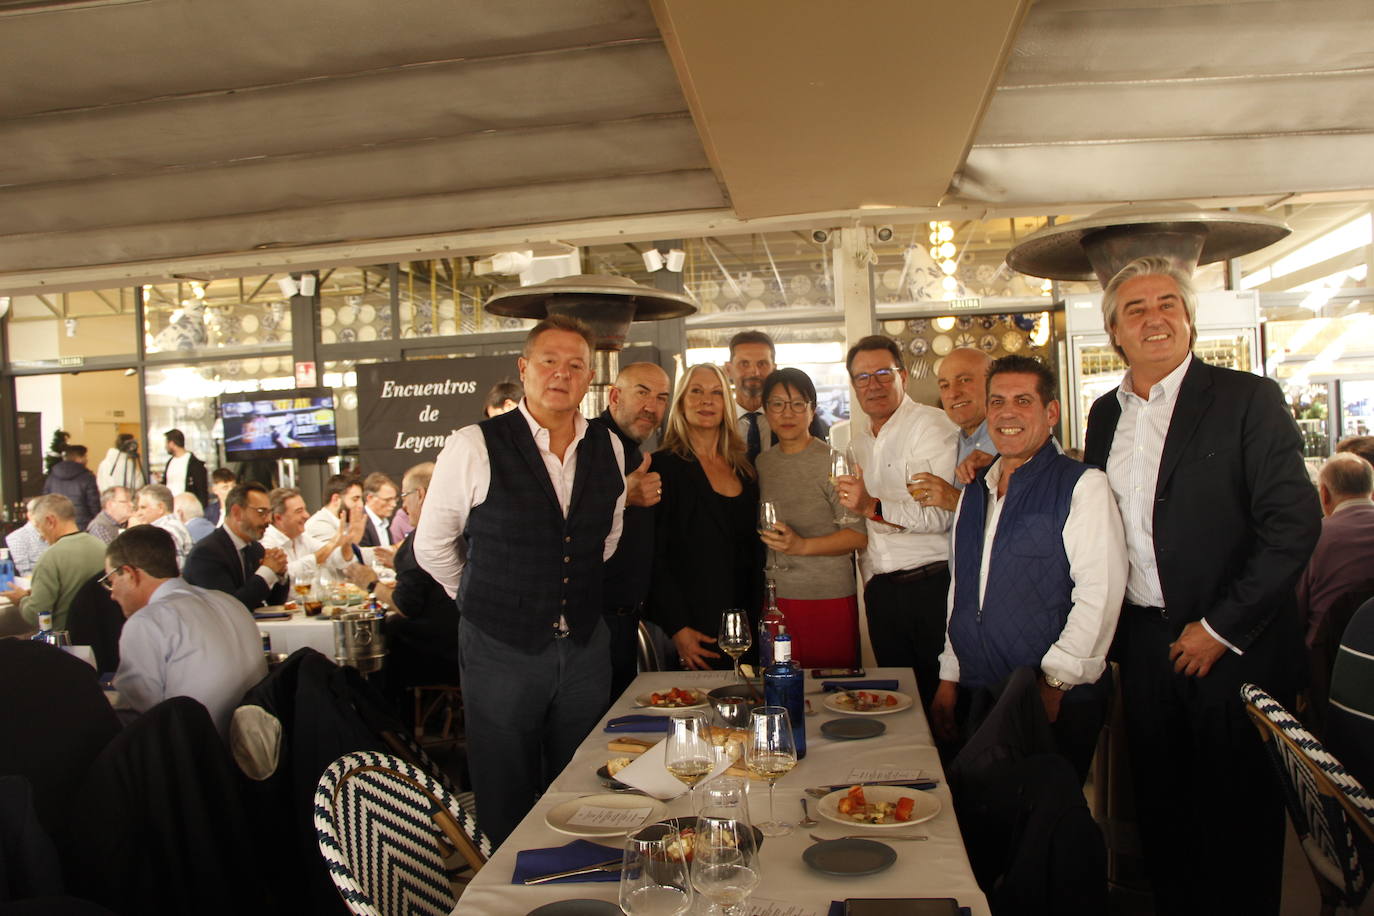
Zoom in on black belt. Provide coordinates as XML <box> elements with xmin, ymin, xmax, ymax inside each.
<box><xmin>605</xmin><ymin>603</ymin><xmax>644</xmax><ymax>617</ymax></box>
<box><xmin>875</xmin><ymin>561</ymin><xmax>949</xmax><ymax>585</ymax></box>
<box><xmin>1125</xmin><ymin>601</ymin><xmax>1170</xmax><ymax>621</ymax></box>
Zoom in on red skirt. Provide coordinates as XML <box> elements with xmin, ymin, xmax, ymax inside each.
<box><xmin>775</xmin><ymin>595</ymin><xmax>860</xmax><ymax>669</ymax></box>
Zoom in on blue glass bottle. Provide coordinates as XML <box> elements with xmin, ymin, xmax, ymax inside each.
<box><xmin>0</xmin><ymin>548</ymin><xmax>14</xmax><ymax>592</ymax></box>
<box><xmin>763</xmin><ymin>630</ymin><xmax>806</xmax><ymax>759</ymax></box>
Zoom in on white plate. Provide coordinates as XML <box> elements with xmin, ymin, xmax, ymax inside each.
<box><xmin>358</xmin><ymin>304</ymin><xmax>377</xmax><ymax>324</ymax></box>
<box><xmin>816</xmin><ymin>785</ymin><xmax>941</xmax><ymax>829</ymax></box>
<box><xmin>544</xmin><ymin>793</ymin><xmax>667</xmax><ymax>838</ymax></box>
<box><xmin>634</xmin><ymin>688</ymin><xmax>708</xmax><ymax>711</ymax></box>
<box><xmin>822</xmin><ymin>689</ymin><xmax>913</xmax><ymax>716</ymax></box>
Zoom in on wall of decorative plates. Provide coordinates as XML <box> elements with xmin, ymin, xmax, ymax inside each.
<box><xmin>317</xmin><ymin>266</ymin><xmax>393</xmax><ymax>345</ymax></box>
<box><xmin>395</xmin><ymin>259</ymin><xmax>532</xmax><ymax>338</ymax></box>
<box><xmin>142</xmin><ymin>278</ymin><xmax>293</xmax><ymax>357</ymax></box>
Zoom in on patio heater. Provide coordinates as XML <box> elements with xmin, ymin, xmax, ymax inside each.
<box><xmin>485</xmin><ymin>274</ymin><xmax>696</xmax><ymax>416</ymax></box>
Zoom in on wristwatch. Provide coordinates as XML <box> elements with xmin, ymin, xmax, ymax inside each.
<box><xmin>1041</xmin><ymin>672</ymin><xmax>1072</xmax><ymax>692</ymax></box>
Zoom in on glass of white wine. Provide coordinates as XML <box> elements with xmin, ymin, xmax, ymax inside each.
<box><xmin>757</xmin><ymin>500</ymin><xmax>787</xmax><ymax>572</ymax></box>
<box><xmin>905</xmin><ymin>457</ymin><xmax>933</xmax><ymax>503</ymax></box>
<box><xmin>618</xmin><ymin>825</ymin><xmax>692</xmax><ymax>916</ymax></box>
<box><xmin>829</xmin><ymin>447</ymin><xmax>861</xmax><ymax>524</ymax></box>
<box><xmin>664</xmin><ymin>712</ymin><xmax>714</xmax><ymax>803</ymax></box>
<box><xmin>718</xmin><ymin>609</ymin><xmax>752</xmax><ymax>685</ymax></box>
<box><xmin>745</xmin><ymin>706</ymin><xmax>797</xmax><ymax>836</ymax></box>
<box><xmin>691</xmin><ymin>814</ymin><xmax>760</xmax><ymax>916</ymax></box>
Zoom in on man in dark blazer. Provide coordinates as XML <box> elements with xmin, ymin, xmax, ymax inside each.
<box><xmin>1083</xmin><ymin>256</ymin><xmax>1321</xmax><ymax>915</ymax></box>
<box><xmin>183</xmin><ymin>482</ymin><xmax>289</xmax><ymax>611</ymax></box>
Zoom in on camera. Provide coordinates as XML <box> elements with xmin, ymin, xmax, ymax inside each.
<box><xmin>810</xmin><ymin>229</ymin><xmax>830</xmax><ymax>244</ymax></box>
<box><xmin>875</xmin><ymin>225</ymin><xmax>894</xmax><ymax>243</ymax></box>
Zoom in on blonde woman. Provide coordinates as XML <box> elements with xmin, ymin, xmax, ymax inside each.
<box><xmin>648</xmin><ymin>364</ymin><xmax>764</xmax><ymax>670</ymax></box>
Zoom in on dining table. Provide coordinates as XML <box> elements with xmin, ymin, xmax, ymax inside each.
<box><xmin>451</xmin><ymin>667</ymin><xmax>989</xmax><ymax>915</ymax></box>
<box><xmin>255</xmin><ymin>609</ymin><xmax>338</xmax><ymax>656</ymax></box>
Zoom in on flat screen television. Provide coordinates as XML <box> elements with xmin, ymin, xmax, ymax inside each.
<box><xmin>219</xmin><ymin>388</ymin><xmax>337</xmax><ymax>460</ymax></box>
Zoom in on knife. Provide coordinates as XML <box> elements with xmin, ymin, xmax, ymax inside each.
<box><xmin>523</xmin><ymin>857</ymin><xmax>624</xmax><ymax>885</ymax></box>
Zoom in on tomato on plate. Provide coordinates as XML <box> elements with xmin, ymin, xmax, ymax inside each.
<box><xmin>895</xmin><ymin>797</ymin><xmax>915</xmax><ymax>822</ymax></box>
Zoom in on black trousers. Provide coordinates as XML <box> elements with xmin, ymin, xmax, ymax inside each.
<box><xmin>602</xmin><ymin>608</ymin><xmax>640</xmax><ymax>708</ymax></box>
<box><xmin>864</xmin><ymin>565</ymin><xmax>950</xmax><ymax>710</ymax></box>
<box><xmin>1118</xmin><ymin>608</ymin><xmax>1288</xmax><ymax>916</ymax></box>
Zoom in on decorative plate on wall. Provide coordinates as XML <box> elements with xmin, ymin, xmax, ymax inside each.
<box><xmin>1001</xmin><ymin>332</ymin><xmax>1024</xmax><ymax>353</ymax></box>
<box><xmin>931</xmin><ymin>335</ymin><xmax>953</xmax><ymax>356</ymax></box>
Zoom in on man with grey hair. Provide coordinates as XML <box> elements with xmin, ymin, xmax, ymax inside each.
<box><xmin>134</xmin><ymin>483</ymin><xmax>195</xmax><ymax>568</ymax></box>
<box><xmin>1084</xmin><ymin>255</ymin><xmax>1320</xmax><ymax>914</ymax></box>
<box><xmin>1298</xmin><ymin>452</ymin><xmax>1374</xmax><ymax>666</ymax></box>
<box><xmin>88</xmin><ymin>486</ymin><xmax>134</xmax><ymax>544</ymax></box>
<box><xmin>1</xmin><ymin>494</ymin><xmax>106</xmax><ymax>631</ymax></box>
<box><xmin>5</xmin><ymin>497</ymin><xmax>49</xmax><ymax>576</ymax></box>
<box><xmin>174</xmin><ymin>492</ymin><xmax>215</xmax><ymax>543</ymax></box>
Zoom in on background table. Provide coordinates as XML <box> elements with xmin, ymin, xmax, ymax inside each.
<box><xmin>453</xmin><ymin>667</ymin><xmax>989</xmax><ymax>915</ymax></box>
<box><xmin>256</xmin><ymin>612</ymin><xmax>335</xmax><ymax>656</ymax></box>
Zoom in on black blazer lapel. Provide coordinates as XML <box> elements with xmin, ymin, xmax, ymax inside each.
<box><xmin>1155</xmin><ymin>359</ymin><xmax>1214</xmax><ymax>497</ymax></box>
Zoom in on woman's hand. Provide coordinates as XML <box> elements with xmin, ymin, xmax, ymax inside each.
<box><xmin>760</xmin><ymin>521</ymin><xmax>806</xmax><ymax>556</ymax></box>
<box><xmin>671</xmin><ymin>627</ymin><xmax>721</xmax><ymax>670</ymax></box>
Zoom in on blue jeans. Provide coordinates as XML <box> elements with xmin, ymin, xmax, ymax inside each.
<box><xmin>458</xmin><ymin>616</ymin><xmax>611</xmax><ymax>847</ymax></box>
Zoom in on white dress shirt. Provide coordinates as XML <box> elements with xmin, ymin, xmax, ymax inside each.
<box><xmin>261</xmin><ymin>524</ymin><xmax>349</xmax><ymax>583</ymax></box>
<box><xmin>733</xmin><ymin>400</ymin><xmax>773</xmax><ymax>455</ymax></box>
<box><xmin>305</xmin><ymin>506</ymin><xmax>375</xmax><ymax>566</ymax></box>
<box><xmin>364</xmin><ymin>507</ymin><xmax>392</xmax><ymax>548</ymax></box>
<box><xmin>150</xmin><ymin>515</ymin><xmax>195</xmax><ymax>570</ymax></box>
<box><xmin>165</xmin><ymin>453</ymin><xmax>190</xmax><ymax>496</ymax></box>
<box><xmin>415</xmin><ymin>399</ymin><xmax>627</xmax><ymax>600</ymax></box>
<box><xmin>939</xmin><ymin>451</ymin><xmax>1127</xmax><ymax>686</ymax></box>
<box><xmin>849</xmin><ymin>395</ymin><xmax>960</xmax><ymax>580</ymax></box>
<box><xmin>1105</xmin><ymin>355</ymin><xmax>1241</xmax><ymax>654</ymax></box>
<box><xmin>225</xmin><ymin>524</ymin><xmax>280</xmax><ymax>589</ymax></box>
<box><xmin>113</xmin><ymin>578</ymin><xmax>268</xmax><ymax>738</ymax></box>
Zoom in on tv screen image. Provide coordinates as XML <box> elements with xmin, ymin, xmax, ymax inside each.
<box><xmin>220</xmin><ymin>389</ymin><xmax>337</xmax><ymax>459</ymax></box>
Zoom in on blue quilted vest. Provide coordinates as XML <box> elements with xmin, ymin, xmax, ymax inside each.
<box><xmin>458</xmin><ymin>409</ymin><xmax>624</xmax><ymax>652</ymax></box>
<box><xmin>949</xmin><ymin>439</ymin><xmax>1089</xmax><ymax>689</ymax></box>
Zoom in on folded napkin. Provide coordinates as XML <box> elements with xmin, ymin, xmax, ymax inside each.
<box><xmin>828</xmin><ymin>903</ymin><xmax>970</xmax><ymax>915</ymax></box>
<box><xmin>613</xmin><ymin>737</ymin><xmax>738</xmax><ymax>800</ymax></box>
<box><xmin>821</xmin><ymin>679</ymin><xmax>900</xmax><ymax>693</ymax></box>
<box><xmin>511</xmin><ymin>839</ymin><xmax>624</xmax><ymax>885</ymax></box>
<box><xmin>604</xmin><ymin>714</ymin><xmax>671</xmax><ymax>733</ymax></box>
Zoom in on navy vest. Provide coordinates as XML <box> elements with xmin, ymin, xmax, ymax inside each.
<box><xmin>949</xmin><ymin>440</ymin><xmax>1089</xmax><ymax>689</ymax></box>
<box><xmin>458</xmin><ymin>409</ymin><xmax>624</xmax><ymax>652</ymax></box>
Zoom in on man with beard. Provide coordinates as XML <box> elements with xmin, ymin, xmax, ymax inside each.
<box><xmin>183</xmin><ymin>482</ymin><xmax>289</xmax><ymax>611</ymax></box>
<box><xmin>726</xmin><ymin>330</ymin><xmax>830</xmax><ymax>461</ymax></box>
<box><xmin>590</xmin><ymin>362</ymin><xmax>670</xmax><ymax>703</ymax></box>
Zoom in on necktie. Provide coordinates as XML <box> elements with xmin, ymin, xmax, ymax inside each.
<box><xmin>746</xmin><ymin>412</ymin><xmax>762</xmax><ymax>463</ymax></box>
<box><xmin>240</xmin><ymin>545</ymin><xmax>253</xmax><ymax>584</ymax></box>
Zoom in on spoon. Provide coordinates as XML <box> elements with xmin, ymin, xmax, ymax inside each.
<box><xmin>799</xmin><ymin>797</ymin><xmax>819</xmax><ymax>828</ymax></box>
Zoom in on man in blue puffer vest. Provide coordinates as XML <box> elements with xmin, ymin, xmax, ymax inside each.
<box><xmin>930</xmin><ymin>355</ymin><xmax>1126</xmax><ymax>782</ymax></box>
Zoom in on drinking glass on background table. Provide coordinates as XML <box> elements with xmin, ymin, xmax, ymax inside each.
<box><xmin>829</xmin><ymin>447</ymin><xmax>861</xmax><ymax>524</ymax></box>
<box><xmin>664</xmin><ymin>712</ymin><xmax>714</xmax><ymax>804</ymax></box>
<box><xmin>618</xmin><ymin>826</ymin><xmax>692</xmax><ymax>916</ymax></box>
<box><xmin>744</xmin><ymin>706</ymin><xmax>797</xmax><ymax>836</ymax></box>
<box><xmin>757</xmin><ymin>500</ymin><xmax>788</xmax><ymax>572</ymax></box>
<box><xmin>691</xmin><ymin>815</ymin><xmax>760</xmax><ymax>916</ymax></box>
<box><xmin>718</xmin><ymin>609</ymin><xmax>752</xmax><ymax>685</ymax></box>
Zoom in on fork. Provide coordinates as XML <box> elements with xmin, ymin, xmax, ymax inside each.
<box><xmin>799</xmin><ymin>797</ymin><xmax>818</xmax><ymax>828</ymax></box>
<box><xmin>809</xmin><ymin>832</ymin><xmax>927</xmax><ymax>842</ymax></box>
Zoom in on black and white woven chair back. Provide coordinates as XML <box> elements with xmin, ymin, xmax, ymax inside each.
<box><xmin>1241</xmin><ymin>683</ymin><xmax>1374</xmax><ymax>907</ymax></box>
<box><xmin>314</xmin><ymin>751</ymin><xmax>468</xmax><ymax>916</ymax></box>
<box><xmin>385</xmin><ymin>728</ymin><xmax>493</xmax><ymax>861</ymax></box>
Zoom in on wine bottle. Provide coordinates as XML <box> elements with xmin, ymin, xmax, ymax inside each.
<box><xmin>758</xmin><ymin>580</ymin><xmax>785</xmax><ymax>668</ymax></box>
<box><xmin>763</xmin><ymin>629</ymin><xmax>806</xmax><ymax>759</ymax></box>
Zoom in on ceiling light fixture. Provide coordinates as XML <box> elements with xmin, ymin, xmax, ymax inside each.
<box><xmin>642</xmin><ymin>249</ymin><xmax>665</xmax><ymax>272</ymax></box>
<box><xmin>299</xmin><ymin>274</ymin><xmax>317</xmax><ymax>297</ymax></box>
<box><xmin>277</xmin><ymin>277</ymin><xmax>300</xmax><ymax>298</ymax></box>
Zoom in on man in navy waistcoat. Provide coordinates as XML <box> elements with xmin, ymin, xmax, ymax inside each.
<box><xmin>931</xmin><ymin>355</ymin><xmax>1126</xmax><ymax>782</ymax></box>
<box><xmin>415</xmin><ymin>315</ymin><xmax>627</xmax><ymax>847</ymax></box>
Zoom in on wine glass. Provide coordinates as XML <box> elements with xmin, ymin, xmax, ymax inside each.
<box><xmin>905</xmin><ymin>457</ymin><xmax>933</xmax><ymax>504</ymax></box>
<box><xmin>718</xmin><ymin>609</ymin><xmax>752</xmax><ymax>685</ymax></box>
<box><xmin>757</xmin><ymin>500</ymin><xmax>788</xmax><ymax>572</ymax></box>
<box><xmin>291</xmin><ymin>573</ymin><xmax>313</xmax><ymax>612</ymax></box>
<box><xmin>619</xmin><ymin>825</ymin><xmax>692</xmax><ymax>916</ymax></box>
<box><xmin>829</xmin><ymin>447</ymin><xmax>861</xmax><ymax>524</ymax></box>
<box><xmin>745</xmin><ymin>706</ymin><xmax>797</xmax><ymax>836</ymax></box>
<box><xmin>690</xmin><ymin>814</ymin><xmax>760</xmax><ymax>916</ymax></box>
<box><xmin>664</xmin><ymin>712</ymin><xmax>713</xmax><ymax>803</ymax></box>
<box><xmin>694</xmin><ymin>776</ymin><xmax>750</xmax><ymax>820</ymax></box>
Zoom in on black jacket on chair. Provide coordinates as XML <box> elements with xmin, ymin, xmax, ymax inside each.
<box><xmin>66</xmin><ymin>572</ymin><xmax>126</xmax><ymax>675</ymax></box>
<box><xmin>182</xmin><ymin>526</ymin><xmax>288</xmax><ymax>611</ymax></box>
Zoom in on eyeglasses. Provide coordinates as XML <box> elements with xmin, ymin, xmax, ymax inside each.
<box><xmin>764</xmin><ymin>398</ymin><xmax>811</xmax><ymax>414</ymax></box>
<box><xmin>851</xmin><ymin>367</ymin><xmax>900</xmax><ymax>388</ymax></box>
<box><xmin>244</xmin><ymin>506</ymin><xmax>272</xmax><ymax>518</ymax></box>
<box><xmin>98</xmin><ymin>566</ymin><xmax>128</xmax><ymax>591</ymax></box>
<box><xmin>400</xmin><ymin>489</ymin><xmax>421</xmax><ymax>502</ymax></box>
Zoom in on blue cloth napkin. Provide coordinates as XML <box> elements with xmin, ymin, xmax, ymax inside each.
<box><xmin>828</xmin><ymin>903</ymin><xmax>970</xmax><ymax>915</ymax></box>
<box><xmin>604</xmin><ymin>714</ymin><xmax>671</xmax><ymax>732</ymax></box>
<box><xmin>821</xmin><ymin>679</ymin><xmax>900</xmax><ymax>693</ymax></box>
<box><xmin>511</xmin><ymin>839</ymin><xmax>624</xmax><ymax>884</ymax></box>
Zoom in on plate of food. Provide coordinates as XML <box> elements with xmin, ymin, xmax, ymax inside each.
<box><xmin>817</xmin><ymin>785</ymin><xmax>941</xmax><ymax>828</ymax></box>
<box><xmin>597</xmin><ymin>759</ymin><xmax>632</xmax><ymax>790</ymax></box>
<box><xmin>822</xmin><ymin>690</ymin><xmax>913</xmax><ymax>716</ymax></box>
<box><xmin>650</xmin><ymin>816</ymin><xmax>765</xmax><ymax>860</ymax></box>
<box><xmin>635</xmin><ymin>687</ymin><xmax>708</xmax><ymax>710</ymax></box>
<box><xmin>544</xmin><ymin>793</ymin><xmax>668</xmax><ymax>838</ymax></box>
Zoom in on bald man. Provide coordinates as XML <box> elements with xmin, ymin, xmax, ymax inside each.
<box><xmin>908</xmin><ymin>348</ymin><xmax>997</xmax><ymax>513</ymax></box>
<box><xmin>1299</xmin><ymin>452</ymin><xmax>1374</xmax><ymax>651</ymax></box>
<box><xmin>592</xmin><ymin>362</ymin><xmax>670</xmax><ymax>703</ymax></box>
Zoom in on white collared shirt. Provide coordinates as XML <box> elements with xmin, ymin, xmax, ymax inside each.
<box><xmin>261</xmin><ymin>524</ymin><xmax>350</xmax><ymax>583</ymax></box>
<box><xmin>1105</xmin><ymin>354</ymin><xmax>1241</xmax><ymax>654</ymax></box>
<box><xmin>225</xmin><ymin>524</ymin><xmax>280</xmax><ymax>588</ymax></box>
<box><xmin>849</xmin><ymin>395</ymin><xmax>960</xmax><ymax>579</ymax></box>
<box><xmin>939</xmin><ymin>450</ymin><xmax>1127</xmax><ymax>685</ymax></box>
<box><xmin>165</xmin><ymin>453</ymin><xmax>190</xmax><ymax>496</ymax></box>
<box><xmin>414</xmin><ymin>399</ymin><xmax>627</xmax><ymax>599</ymax></box>
<box><xmin>304</xmin><ymin>506</ymin><xmax>375</xmax><ymax>566</ymax></box>
<box><xmin>364</xmin><ymin>507</ymin><xmax>392</xmax><ymax>548</ymax></box>
<box><xmin>733</xmin><ymin>400</ymin><xmax>773</xmax><ymax>455</ymax></box>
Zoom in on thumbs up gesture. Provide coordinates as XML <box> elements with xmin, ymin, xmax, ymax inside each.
<box><xmin>626</xmin><ymin>452</ymin><xmax>662</xmax><ymax>507</ymax></box>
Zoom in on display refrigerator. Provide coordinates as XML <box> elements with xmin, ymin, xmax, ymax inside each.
<box><xmin>1063</xmin><ymin>289</ymin><xmax>1262</xmax><ymax>449</ymax></box>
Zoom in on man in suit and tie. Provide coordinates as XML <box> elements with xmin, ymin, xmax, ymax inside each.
<box><xmin>358</xmin><ymin>471</ymin><xmax>399</xmax><ymax>560</ymax></box>
<box><xmin>1083</xmin><ymin>256</ymin><xmax>1321</xmax><ymax>915</ymax></box>
<box><xmin>725</xmin><ymin>331</ymin><xmax>828</xmax><ymax>462</ymax></box>
<box><xmin>183</xmin><ymin>482</ymin><xmax>290</xmax><ymax>611</ymax></box>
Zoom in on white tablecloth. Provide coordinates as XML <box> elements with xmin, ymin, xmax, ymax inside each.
<box><xmin>453</xmin><ymin>668</ymin><xmax>989</xmax><ymax>915</ymax></box>
<box><xmin>256</xmin><ymin>613</ymin><xmax>336</xmax><ymax>656</ymax></box>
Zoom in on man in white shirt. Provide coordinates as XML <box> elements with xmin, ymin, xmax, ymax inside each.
<box><xmin>133</xmin><ymin>484</ymin><xmax>195</xmax><ymax>569</ymax></box>
<box><xmin>162</xmin><ymin>428</ymin><xmax>208</xmax><ymax>506</ymax></box>
<box><xmin>909</xmin><ymin>347</ymin><xmax>998</xmax><ymax>512</ymax></box>
<box><xmin>305</xmin><ymin>474</ymin><xmax>391</xmax><ymax>569</ymax></box>
<box><xmin>105</xmin><ymin>525</ymin><xmax>267</xmax><ymax>739</ymax></box>
<box><xmin>931</xmin><ymin>356</ymin><xmax>1126</xmax><ymax>781</ymax></box>
<box><xmin>724</xmin><ymin>330</ymin><xmax>777</xmax><ymax>463</ymax></box>
<box><xmin>836</xmin><ymin>335</ymin><xmax>959</xmax><ymax>710</ymax></box>
<box><xmin>262</xmin><ymin>486</ymin><xmax>357</xmax><ymax>585</ymax></box>
<box><xmin>415</xmin><ymin>314</ymin><xmax>627</xmax><ymax>846</ymax></box>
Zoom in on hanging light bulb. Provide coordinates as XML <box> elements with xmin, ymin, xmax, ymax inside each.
<box><xmin>929</xmin><ymin>231</ymin><xmax>940</xmax><ymax>245</ymax></box>
<box><xmin>1030</xmin><ymin>312</ymin><xmax>1052</xmax><ymax>347</ymax></box>
<box><xmin>939</xmin><ymin>224</ymin><xmax>955</xmax><ymax>243</ymax></box>
<box><xmin>941</xmin><ymin>276</ymin><xmax>958</xmax><ymax>292</ymax></box>
<box><xmin>939</xmin><ymin>242</ymin><xmax>956</xmax><ymax>259</ymax></box>
<box><xmin>941</xmin><ymin>259</ymin><xmax>958</xmax><ymax>275</ymax></box>
<box><xmin>192</xmin><ymin>283</ymin><xmax>206</xmax><ymax>299</ymax></box>
<box><xmin>928</xmin><ymin>221</ymin><xmax>939</xmax><ymax>230</ymax></box>
<box><xmin>933</xmin><ymin>315</ymin><xmax>957</xmax><ymax>331</ymax></box>
<box><xmin>930</xmin><ymin>246</ymin><xmax>941</xmax><ymax>260</ymax></box>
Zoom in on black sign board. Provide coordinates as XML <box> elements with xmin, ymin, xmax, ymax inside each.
<box><xmin>15</xmin><ymin>412</ymin><xmax>44</xmax><ymax>499</ymax></box>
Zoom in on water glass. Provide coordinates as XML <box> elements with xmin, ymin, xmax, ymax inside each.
<box><xmin>690</xmin><ymin>815</ymin><xmax>760</xmax><ymax>916</ymax></box>
<box><xmin>619</xmin><ymin>826</ymin><xmax>691</xmax><ymax>916</ymax></box>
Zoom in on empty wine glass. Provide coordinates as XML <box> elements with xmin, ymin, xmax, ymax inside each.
<box><xmin>757</xmin><ymin>500</ymin><xmax>788</xmax><ymax>571</ymax></box>
<box><xmin>691</xmin><ymin>814</ymin><xmax>760</xmax><ymax>916</ymax></box>
<box><xmin>829</xmin><ymin>447</ymin><xmax>861</xmax><ymax>524</ymax></box>
<box><xmin>664</xmin><ymin>712</ymin><xmax>713</xmax><ymax>803</ymax></box>
<box><xmin>745</xmin><ymin>706</ymin><xmax>797</xmax><ymax>837</ymax></box>
<box><xmin>619</xmin><ymin>825</ymin><xmax>692</xmax><ymax>915</ymax></box>
<box><xmin>718</xmin><ymin>609</ymin><xmax>752</xmax><ymax>685</ymax></box>
<box><xmin>694</xmin><ymin>776</ymin><xmax>750</xmax><ymax>820</ymax></box>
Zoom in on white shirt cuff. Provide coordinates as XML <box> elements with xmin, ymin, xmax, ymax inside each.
<box><xmin>255</xmin><ymin>566</ymin><xmax>279</xmax><ymax>588</ymax></box>
<box><xmin>1201</xmin><ymin>618</ymin><xmax>1243</xmax><ymax>656</ymax></box>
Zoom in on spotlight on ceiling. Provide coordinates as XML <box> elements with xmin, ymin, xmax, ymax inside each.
<box><xmin>277</xmin><ymin>277</ymin><xmax>300</xmax><ymax>298</ymax></box>
<box><xmin>299</xmin><ymin>274</ymin><xmax>317</xmax><ymax>297</ymax></box>
<box><xmin>665</xmin><ymin>249</ymin><xmax>687</xmax><ymax>273</ymax></box>
<box><xmin>642</xmin><ymin>249</ymin><xmax>666</xmax><ymax>272</ymax></box>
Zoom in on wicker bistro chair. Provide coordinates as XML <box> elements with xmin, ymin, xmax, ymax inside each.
<box><xmin>1241</xmin><ymin>683</ymin><xmax>1374</xmax><ymax>914</ymax></box>
<box><xmin>314</xmin><ymin>752</ymin><xmax>489</xmax><ymax>916</ymax></box>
